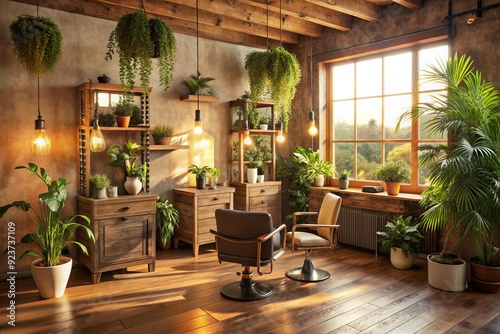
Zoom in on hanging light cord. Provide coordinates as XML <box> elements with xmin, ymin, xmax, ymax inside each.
<box><xmin>279</xmin><ymin>0</ymin><xmax>282</xmax><ymax>47</ymax></box>
<box><xmin>310</xmin><ymin>36</ymin><xmax>313</xmax><ymax>111</ymax></box>
<box><xmin>266</xmin><ymin>1</ymin><xmax>269</xmax><ymax>49</ymax></box>
<box><xmin>196</xmin><ymin>0</ymin><xmax>200</xmax><ymax>111</ymax></box>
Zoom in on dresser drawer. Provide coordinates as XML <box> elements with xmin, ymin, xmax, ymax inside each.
<box><xmin>249</xmin><ymin>185</ymin><xmax>280</xmax><ymax>198</ymax></box>
<box><xmin>96</xmin><ymin>200</ymin><xmax>155</xmax><ymax>217</ymax></box>
<box><xmin>197</xmin><ymin>193</ymin><xmax>232</xmax><ymax>206</ymax></box>
<box><xmin>249</xmin><ymin>194</ymin><xmax>280</xmax><ymax>209</ymax></box>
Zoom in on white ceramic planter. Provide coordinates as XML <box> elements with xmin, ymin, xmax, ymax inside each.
<box><xmin>124</xmin><ymin>176</ymin><xmax>142</xmax><ymax>195</ymax></box>
<box><xmin>313</xmin><ymin>175</ymin><xmax>325</xmax><ymax>187</ymax></box>
<box><xmin>390</xmin><ymin>247</ymin><xmax>415</xmax><ymax>269</ymax></box>
<box><xmin>427</xmin><ymin>254</ymin><xmax>467</xmax><ymax>292</ymax></box>
<box><xmin>247</xmin><ymin>168</ymin><xmax>258</xmax><ymax>183</ymax></box>
<box><xmin>338</xmin><ymin>179</ymin><xmax>349</xmax><ymax>189</ymax></box>
<box><xmin>31</xmin><ymin>256</ymin><xmax>72</xmax><ymax>299</ymax></box>
<box><xmin>257</xmin><ymin>175</ymin><xmax>265</xmax><ymax>183</ymax></box>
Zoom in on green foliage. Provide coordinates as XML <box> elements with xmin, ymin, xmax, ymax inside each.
<box><xmin>293</xmin><ymin>146</ymin><xmax>335</xmax><ymax>179</ymax></box>
<box><xmin>152</xmin><ymin>124</ymin><xmax>174</xmax><ymax>137</ymax></box>
<box><xmin>276</xmin><ymin>147</ymin><xmax>316</xmax><ymax>224</ymax></box>
<box><xmin>376</xmin><ymin>216</ymin><xmax>424</xmax><ymax>257</ymax></box>
<box><xmin>398</xmin><ymin>53</ymin><xmax>500</xmax><ymax>266</ymax></box>
<box><xmin>257</xmin><ymin>165</ymin><xmax>265</xmax><ymax>175</ymax></box>
<box><xmin>107</xmin><ymin>140</ymin><xmax>146</xmax><ymax>180</ymax></box>
<box><xmin>9</xmin><ymin>15</ymin><xmax>63</xmax><ymax>78</ymax></box>
<box><xmin>105</xmin><ymin>10</ymin><xmax>176</xmax><ymax>94</ymax></box>
<box><xmin>209</xmin><ymin>167</ymin><xmax>221</xmax><ymax>178</ymax></box>
<box><xmin>98</xmin><ymin>113</ymin><xmax>116</xmax><ymax>126</ymax></box>
<box><xmin>156</xmin><ymin>195</ymin><xmax>179</xmax><ymax>247</ymax></box>
<box><xmin>187</xmin><ymin>164</ymin><xmax>212</xmax><ymax>178</ymax></box>
<box><xmin>245</xmin><ymin>46</ymin><xmax>301</xmax><ymax>131</ymax></box>
<box><xmin>373</xmin><ymin>160</ymin><xmax>410</xmax><ymax>183</ymax></box>
<box><xmin>247</xmin><ymin>161</ymin><xmax>260</xmax><ymax>169</ymax></box>
<box><xmin>89</xmin><ymin>174</ymin><xmax>110</xmax><ymax>190</ymax></box>
<box><xmin>113</xmin><ymin>95</ymin><xmax>139</xmax><ymax>117</ymax></box>
<box><xmin>181</xmin><ymin>71</ymin><xmax>216</xmax><ymax>96</ymax></box>
<box><xmin>0</xmin><ymin>163</ymin><xmax>94</xmax><ymax>267</ymax></box>
<box><xmin>339</xmin><ymin>169</ymin><xmax>351</xmax><ymax>180</ymax></box>
<box><xmin>232</xmin><ymin>135</ymin><xmax>272</xmax><ymax>162</ymax></box>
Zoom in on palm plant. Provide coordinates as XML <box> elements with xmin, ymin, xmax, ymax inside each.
<box><xmin>398</xmin><ymin>53</ymin><xmax>500</xmax><ymax>266</ymax></box>
<box><xmin>0</xmin><ymin>163</ymin><xmax>94</xmax><ymax>267</ymax></box>
<box><xmin>181</xmin><ymin>71</ymin><xmax>216</xmax><ymax>96</ymax></box>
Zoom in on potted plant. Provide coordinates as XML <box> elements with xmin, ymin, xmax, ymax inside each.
<box><xmin>107</xmin><ymin>140</ymin><xmax>146</xmax><ymax>194</ymax></box>
<box><xmin>373</xmin><ymin>160</ymin><xmax>410</xmax><ymax>195</ymax></box>
<box><xmin>181</xmin><ymin>71</ymin><xmax>217</xmax><ymax>97</ymax></box>
<box><xmin>99</xmin><ymin>112</ymin><xmax>116</xmax><ymax>127</ymax></box>
<box><xmin>187</xmin><ymin>164</ymin><xmax>211</xmax><ymax>189</ymax></box>
<box><xmin>259</xmin><ymin>116</ymin><xmax>271</xmax><ymax>130</ymax></box>
<box><xmin>97</xmin><ymin>74</ymin><xmax>111</xmax><ymax>83</ymax></box>
<box><xmin>293</xmin><ymin>146</ymin><xmax>335</xmax><ymax>187</ymax></box>
<box><xmin>246</xmin><ymin>161</ymin><xmax>260</xmax><ymax>184</ymax></box>
<box><xmin>89</xmin><ymin>174</ymin><xmax>110</xmax><ymax>199</ymax></box>
<box><xmin>105</xmin><ymin>9</ymin><xmax>176</xmax><ymax>94</ymax></box>
<box><xmin>338</xmin><ymin>169</ymin><xmax>351</xmax><ymax>189</ymax></box>
<box><xmin>398</xmin><ymin>54</ymin><xmax>500</xmax><ymax>292</ymax></box>
<box><xmin>9</xmin><ymin>15</ymin><xmax>62</xmax><ymax>77</ymax></box>
<box><xmin>0</xmin><ymin>163</ymin><xmax>94</xmax><ymax>298</ymax></box>
<box><xmin>257</xmin><ymin>165</ymin><xmax>265</xmax><ymax>183</ymax></box>
<box><xmin>376</xmin><ymin>216</ymin><xmax>424</xmax><ymax>269</ymax></box>
<box><xmin>112</xmin><ymin>96</ymin><xmax>138</xmax><ymax>128</ymax></box>
<box><xmin>151</xmin><ymin>124</ymin><xmax>174</xmax><ymax>145</ymax></box>
<box><xmin>245</xmin><ymin>46</ymin><xmax>301</xmax><ymax>132</ymax></box>
<box><xmin>156</xmin><ymin>195</ymin><xmax>179</xmax><ymax>249</ymax></box>
<box><xmin>208</xmin><ymin>167</ymin><xmax>221</xmax><ymax>190</ymax></box>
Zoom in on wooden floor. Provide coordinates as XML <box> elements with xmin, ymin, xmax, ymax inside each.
<box><xmin>2</xmin><ymin>243</ymin><xmax>500</xmax><ymax>334</ymax></box>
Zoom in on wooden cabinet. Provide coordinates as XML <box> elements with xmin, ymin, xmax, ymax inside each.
<box><xmin>173</xmin><ymin>186</ymin><xmax>235</xmax><ymax>257</ymax></box>
<box><xmin>75</xmin><ymin>82</ymin><xmax>152</xmax><ymax>197</ymax></box>
<box><xmin>76</xmin><ymin>194</ymin><xmax>157</xmax><ymax>284</ymax></box>
<box><xmin>230</xmin><ymin>181</ymin><xmax>281</xmax><ymax>228</ymax></box>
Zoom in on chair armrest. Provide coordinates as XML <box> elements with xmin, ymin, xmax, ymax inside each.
<box><xmin>256</xmin><ymin>224</ymin><xmax>286</xmax><ymax>275</ymax></box>
<box><xmin>292</xmin><ymin>212</ymin><xmax>318</xmax><ymax>225</ymax></box>
<box><xmin>257</xmin><ymin>223</ymin><xmax>286</xmax><ymax>242</ymax></box>
<box><xmin>292</xmin><ymin>223</ymin><xmax>340</xmax><ymax>231</ymax></box>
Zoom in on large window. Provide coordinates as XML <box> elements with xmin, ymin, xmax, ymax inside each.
<box><xmin>329</xmin><ymin>42</ymin><xmax>448</xmax><ymax>193</ymax></box>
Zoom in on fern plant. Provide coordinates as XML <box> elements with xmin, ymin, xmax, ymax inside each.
<box><xmin>181</xmin><ymin>72</ymin><xmax>216</xmax><ymax>96</ymax></box>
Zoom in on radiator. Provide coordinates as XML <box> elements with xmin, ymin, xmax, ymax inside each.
<box><xmin>337</xmin><ymin>206</ymin><xmax>390</xmax><ymax>251</ymax></box>
<box><xmin>336</xmin><ymin>206</ymin><xmax>439</xmax><ymax>254</ymax></box>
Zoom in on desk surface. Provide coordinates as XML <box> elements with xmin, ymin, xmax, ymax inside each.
<box><xmin>312</xmin><ymin>186</ymin><xmax>422</xmax><ymax>202</ymax></box>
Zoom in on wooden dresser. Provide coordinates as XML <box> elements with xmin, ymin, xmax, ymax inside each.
<box><xmin>173</xmin><ymin>186</ymin><xmax>235</xmax><ymax>257</ymax></box>
<box><xmin>230</xmin><ymin>181</ymin><xmax>281</xmax><ymax>228</ymax></box>
<box><xmin>77</xmin><ymin>194</ymin><xmax>157</xmax><ymax>284</ymax></box>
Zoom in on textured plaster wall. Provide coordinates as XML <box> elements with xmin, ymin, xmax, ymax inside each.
<box><xmin>0</xmin><ymin>1</ymin><xmax>254</xmax><ymax>275</ymax></box>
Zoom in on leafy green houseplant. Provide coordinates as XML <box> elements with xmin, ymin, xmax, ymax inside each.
<box><xmin>99</xmin><ymin>112</ymin><xmax>116</xmax><ymax>127</ymax></box>
<box><xmin>107</xmin><ymin>140</ymin><xmax>146</xmax><ymax>180</ymax></box>
<box><xmin>9</xmin><ymin>15</ymin><xmax>63</xmax><ymax>77</ymax></box>
<box><xmin>113</xmin><ymin>95</ymin><xmax>140</xmax><ymax>127</ymax></box>
<box><xmin>293</xmin><ymin>146</ymin><xmax>335</xmax><ymax>186</ymax></box>
<box><xmin>0</xmin><ymin>163</ymin><xmax>94</xmax><ymax>298</ymax></box>
<box><xmin>156</xmin><ymin>195</ymin><xmax>179</xmax><ymax>248</ymax></box>
<box><xmin>373</xmin><ymin>159</ymin><xmax>410</xmax><ymax>195</ymax></box>
<box><xmin>245</xmin><ymin>46</ymin><xmax>301</xmax><ymax>131</ymax></box>
<box><xmin>208</xmin><ymin>167</ymin><xmax>221</xmax><ymax>189</ymax></box>
<box><xmin>398</xmin><ymin>54</ymin><xmax>500</xmax><ymax>292</ymax></box>
<box><xmin>105</xmin><ymin>8</ymin><xmax>176</xmax><ymax>94</ymax></box>
<box><xmin>181</xmin><ymin>71</ymin><xmax>217</xmax><ymax>97</ymax></box>
<box><xmin>188</xmin><ymin>164</ymin><xmax>212</xmax><ymax>189</ymax></box>
<box><xmin>338</xmin><ymin>169</ymin><xmax>351</xmax><ymax>189</ymax></box>
<box><xmin>90</xmin><ymin>174</ymin><xmax>111</xmax><ymax>199</ymax></box>
<box><xmin>152</xmin><ymin>124</ymin><xmax>174</xmax><ymax>145</ymax></box>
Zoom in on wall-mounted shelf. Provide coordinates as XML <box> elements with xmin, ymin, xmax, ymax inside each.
<box><xmin>150</xmin><ymin>145</ymin><xmax>190</xmax><ymax>151</ymax></box>
<box><xmin>180</xmin><ymin>95</ymin><xmax>220</xmax><ymax>103</ymax></box>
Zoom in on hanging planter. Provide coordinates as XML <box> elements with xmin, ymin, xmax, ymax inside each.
<box><xmin>245</xmin><ymin>46</ymin><xmax>301</xmax><ymax>132</ymax></box>
<box><xmin>9</xmin><ymin>15</ymin><xmax>63</xmax><ymax>77</ymax></box>
<box><xmin>105</xmin><ymin>3</ymin><xmax>176</xmax><ymax>95</ymax></box>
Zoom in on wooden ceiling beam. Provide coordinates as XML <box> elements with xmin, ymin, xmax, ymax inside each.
<box><xmin>307</xmin><ymin>0</ymin><xmax>381</xmax><ymax>22</ymax></box>
<box><xmin>392</xmin><ymin>0</ymin><xmax>422</xmax><ymax>10</ymax></box>
<box><xmin>243</xmin><ymin>0</ymin><xmax>352</xmax><ymax>31</ymax></box>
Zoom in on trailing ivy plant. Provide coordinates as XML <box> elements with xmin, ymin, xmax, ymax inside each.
<box><xmin>9</xmin><ymin>15</ymin><xmax>63</xmax><ymax>77</ymax></box>
<box><xmin>105</xmin><ymin>8</ymin><xmax>176</xmax><ymax>95</ymax></box>
<box><xmin>245</xmin><ymin>46</ymin><xmax>301</xmax><ymax>131</ymax></box>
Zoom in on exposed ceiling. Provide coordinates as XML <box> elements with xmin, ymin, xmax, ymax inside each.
<box><xmin>9</xmin><ymin>0</ymin><xmax>422</xmax><ymax>49</ymax></box>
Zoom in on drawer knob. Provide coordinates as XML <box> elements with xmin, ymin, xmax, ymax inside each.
<box><xmin>261</xmin><ymin>200</ymin><xmax>267</xmax><ymax>204</ymax></box>
<box><xmin>121</xmin><ymin>217</ymin><xmax>128</xmax><ymax>221</ymax></box>
<box><xmin>260</xmin><ymin>189</ymin><xmax>266</xmax><ymax>193</ymax></box>
<box><xmin>122</xmin><ymin>206</ymin><xmax>130</xmax><ymax>211</ymax></box>
<box><xmin>213</xmin><ymin>197</ymin><xmax>219</xmax><ymax>201</ymax></box>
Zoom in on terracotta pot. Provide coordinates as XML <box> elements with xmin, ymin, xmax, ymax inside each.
<box><xmin>153</xmin><ymin>136</ymin><xmax>172</xmax><ymax>145</ymax></box>
<box><xmin>124</xmin><ymin>176</ymin><xmax>142</xmax><ymax>195</ymax></box>
<box><xmin>31</xmin><ymin>256</ymin><xmax>73</xmax><ymax>299</ymax></box>
<box><xmin>427</xmin><ymin>253</ymin><xmax>467</xmax><ymax>292</ymax></box>
<box><xmin>470</xmin><ymin>258</ymin><xmax>500</xmax><ymax>293</ymax></box>
<box><xmin>385</xmin><ymin>181</ymin><xmax>401</xmax><ymax>195</ymax></box>
<box><xmin>390</xmin><ymin>247</ymin><xmax>415</xmax><ymax>269</ymax></box>
<box><xmin>116</xmin><ymin>116</ymin><xmax>131</xmax><ymax>128</ymax></box>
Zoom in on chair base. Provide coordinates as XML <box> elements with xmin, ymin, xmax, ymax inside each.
<box><xmin>285</xmin><ymin>259</ymin><xmax>330</xmax><ymax>282</ymax></box>
<box><xmin>220</xmin><ymin>278</ymin><xmax>275</xmax><ymax>301</ymax></box>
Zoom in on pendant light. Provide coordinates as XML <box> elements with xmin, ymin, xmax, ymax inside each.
<box><xmin>90</xmin><ymin>81</ymin><xmax>105</xmax><ymax>152</ymax></box>
<box><xmin>277</xmin><ymin>0</ymin><xmax>285</xmax><ymax>143</ymax></box>
<box><xmin>308</xmin><ymin>37</ymin><xmax>318</xmax><ymax>138</ymax></box>
<box><xmin>31</xmin><ymin>74</ymin><xmax>51</xmax><ymax>155</ymax></box>
<box><xmin>193</xmin><ymin>0</ymin><xmax>202</xmax><ymax>134</ymax></box>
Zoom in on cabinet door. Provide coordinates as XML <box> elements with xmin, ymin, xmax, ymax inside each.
<box><xmin>98</xmin><ymin>214</ymin><xmax>153</xmax><ymax>264</ymax></box>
